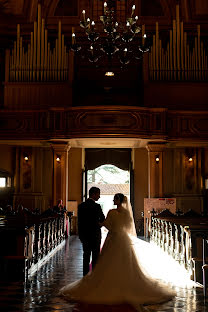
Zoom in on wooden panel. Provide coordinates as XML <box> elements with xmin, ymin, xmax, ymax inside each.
<box><xmin>0</xmin><ymin>105</ymin><xmax>208</xmax><ymax>141</ymax></box>
<box><xmin>143</xmin><ymin>82</ymin><xmax>208</xmax><ymax>110</ymax></box>
<box><xmin>4</xmin><ymin>82</ymin><xmax>72</xmax><ymax>109</ymax></box>
<box><xmin>167</xmin><ymin>111</ymin><xmax>208</xmax><ymax>139</ymax></box>
<box><xmin>0</xmin><ymin>106</ymin><xmax>165</xmax><ymax>139</ymax></box>
<box><xmin>194</xmin><ymin>0</ymin><xmax>208</xmax><ymax>15</ymax></box>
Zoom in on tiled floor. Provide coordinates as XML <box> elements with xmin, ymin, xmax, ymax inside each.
<box><xmin>0</xmin><ymin>235</ymin><xmax>208</xmax><ymax>312</ymax></box>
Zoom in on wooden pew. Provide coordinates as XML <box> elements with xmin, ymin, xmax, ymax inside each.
<box><xmin>150</xmin><ymin>209</ymin><xmax>208</xmax><ymax>285</ymax></box>
<box><xmin>0</xmin><ymin>214</ymin><xmax>68</xmax><ymax>280</ymax></box>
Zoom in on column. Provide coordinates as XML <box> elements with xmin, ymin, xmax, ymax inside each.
<box><xmin>51</xmin><ymin>142</ymin><xmax>71</xmax><ymax>207</ymax></box>
<box><xmin>146</xmin><ymin>143</ymin><xmax>167</xmax><ymax>198</ymax></box>
<box><xmin>203</xmin><ymin>148</ymin><xmax>208</xmax><ymax>216</ymax></box>
<box><xmin>13</xmin><ymin>146</ymin><xmax>50</xmax><ymax>212</ymax></box>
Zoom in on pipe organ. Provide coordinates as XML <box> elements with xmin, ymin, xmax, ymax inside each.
<box><xmin>149</xmin><ymin>5</ymin><xmax>208</xmax><ymax>81</ymax></box>
<box><xmin>8</xmin><ymin>4</ymin><xmax>69</xmax><ymax>82</ymax></box>
<box><xmin>6</xmin><ymin>4</ymin><xmax>208</xmax><ymax>83</ymax></box>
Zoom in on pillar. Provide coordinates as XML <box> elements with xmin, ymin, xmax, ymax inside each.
<box><xmin>203</xmin><ymin>148</ymin><xmax>208</xmax><ymax>216</ymax></box>
<box><xmin>146</xmin><ymin>143</ymin><xmax>167</xmax><ymax>198</ymax></box>
<box><xmin>51</xmin><ymin>142</ymin><xmax>71</xmax><ymax>207</ymax></box>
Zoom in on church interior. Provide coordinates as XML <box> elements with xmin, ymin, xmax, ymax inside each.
<box><xmin>0</xmin><ymin>0</ymin><xmax>208</xmax><ymax>311</ymax></box>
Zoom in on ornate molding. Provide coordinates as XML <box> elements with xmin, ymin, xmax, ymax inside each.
<box><xmin>146</xmin><ymin>142</ymin><xmax>168</xmax><ymax>152</ymax></box>
<box><xmin>167</xmin><ymin>111</ymin><xmax>208</xmax><ymax>139</ymax></box>
<box><xmin>0</xmin><ymin>106</ymin><xmax>208</xmax><ymax>141</ymax></box>
<box><xmin>50</xmin><ymin>142</ymin><xmax>71</xmax><ymax>152</ymax></box>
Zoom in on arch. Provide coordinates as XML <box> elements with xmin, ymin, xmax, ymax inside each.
<box><xmin>0</xmin><ymin>168</ymin><xmax>12</xmax><ymax>177</ymax></box>
<box><xmin>54</xmin><ymin>0</ymin><xmax>78</xmax><ymax>16</ymax></box>
<box><xmin>141</xmin><ymin>0</ymin><xmax>165</xmax><ymax>16</ymax></box>
<box><xmin>87</xmin><ymin>164</ymin><xmax>130</xmax><ymax>217</ymax></box>
<box><xmin>85</xmin><ymin>148</ymin><xmax>132</xmax><ymax>171</ymax></box>
<box><xmin>22</xmin><ymin>0</ymin><xmax>38</xmax><ymax>22</ymax></box>
<box><xmin>44</xmin><ymin>0</ymin><xmax>59</xmax><ymax>17</ymax></box>
<box><xmin>45</xmin><ymin>0</ymin><xmax>78</xmax><ymax>17</ymax></box>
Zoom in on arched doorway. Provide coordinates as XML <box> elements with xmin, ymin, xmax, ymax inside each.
<box><xmin>87</xmin><ymin>164</ymin><xmax>130</xmax><ymax>216</ymax></box>
<box><xmin>83</xmin><ymin>148</ymin><xmax>134</xmax><ymax>216</ymax></box>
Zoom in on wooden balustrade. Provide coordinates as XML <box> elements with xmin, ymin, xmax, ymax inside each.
<box><xmin>150</xmin><ymin>211</ymin><xmax>208</xmax><ymax>283</ymax></box>
<box><xmin>52</xmin><ymin>219</ymin><xmax>56</xmax><ymax>248</ymax></box>
<box><xmin>173</xmin><ymin>223</ymin><xmax>180</xmax><ymax>261</ymax></box>
<box><xmin>33</xmin><ymin>223</ymin><xmax>40</xmax><ymax>263</ymax></box>
<box><xmin>39</xmin><ymin>222</ymin><xmax>45</xmax><ymax>257</ymax></box>
<box><xmin>25</xmin><ymin>226</ymin><xmax>35</xmax><ymax>272</ymax></box>
<box><xmin>0</xmin><ymin>214</ymin><xmax>69</xmax><ymax>280</ymax></box>
<box><xmin>45</xmin><ymin>221</ymin><xmax>50</xmax><ymax>253</ymax></box>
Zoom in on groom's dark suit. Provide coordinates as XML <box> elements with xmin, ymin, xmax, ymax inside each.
<box><xmin>78</xmin><ymin>198</ymin><xmax>105</xmax><ymax>275</ymax></box>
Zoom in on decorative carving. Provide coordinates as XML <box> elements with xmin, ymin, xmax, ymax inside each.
<box><xmin>0</xmin><ymin>107</ymin><xmax>208</xmax><ymax>140</ymax></box>
<box><xmin>76</xmin><ymin>111</ymin><xmax>140</xmax><ymax>129</ymax></box>
<box><xmin>156</xmin><ymin>208</ymin><xmax>175</xmax><ymax>218</ymax></box>
<box><xmin>167</xmin><ymin>112</ymin><xmax>208</xmax><ymax>139</ymax></box>
<box><xmin>21</xmin><ymin>148</ymin><xmax>32</xmax><ymax>191</ymax></box>
<box><xmin>0</xmin><ymin>0</ymin><xmax>12</xmax><ymax>14</ymax></box>
<box><xmin>183</xmin><ymin>209</ymin><xmax>202</xmax><ymax>218</ymax></box>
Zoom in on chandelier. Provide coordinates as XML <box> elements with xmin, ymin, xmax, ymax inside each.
<box><xmin>71</xmin><ymin>1</ymin><xmax>150</xmax><ymax>76</ymax></box>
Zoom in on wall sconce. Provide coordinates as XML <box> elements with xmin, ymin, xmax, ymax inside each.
<box><xmin>155</xmin><ymin>155</ymin><xmax>160</xmax><ymax>163</ymax></box>
<box><xmin>56</xmin><ymin>156</ymin><xmax>61</xmax><ymax>162</ymax></box>
<box><xmin>205</xmin><ymin>178</ymin><xmax>208</xmax><ymax>190</ymax></box>
<box><xmin>185</xmin><ymin>148</ymin><xmax>194</xmax><ymax>163</ymax></box>
<box><xmin>23</xmin><ymin>154</ymin><xmax>29</xmax><ymax>161</ymax></box>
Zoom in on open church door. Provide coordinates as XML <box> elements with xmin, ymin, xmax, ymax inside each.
<box><xmin>130</xmin><ymin>160</ymin><xmax>135</xmax><ymax>219</ymax></box>
<box><xmin>85</xmin><ymin>149</ymin><xmax>132</xmax><ymax>215</ymax></box>
<box><xmin>82</xmin><ymin>167</ymin><xmax>87</xmax><ymax>201</ymax></box>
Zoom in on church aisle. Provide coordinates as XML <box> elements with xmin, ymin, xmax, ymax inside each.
<box><xmin>0</xmin><ymin>235</ymin><xmax>207</xmax><ymax>312</ymax></box>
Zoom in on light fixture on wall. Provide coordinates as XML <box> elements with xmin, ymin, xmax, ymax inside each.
<box><xmin>71</xmin><ymin>1</ymin><xmax>150</xmax><ymax>75</ymax></box>
<box><xmin>205</xmin><ymin>178</ymin><xmax>208</xmax><ymax>190</ymax></box>
<box><xmin>185</xmin><ymin>148</ymin><xmax>194</xmax><ymax>164</ymax></box>
<box><xmin>23</xmin><ymin>154</ymin><xmax>29</xmax><ymax>161</ymax></box>
<box><xmin>155</xmin><ymin>155</ymin><xmax>160</xmax><ymax>164</ymax></box>
<box><xmin>56</xmin><ymin>156</ymin><xmax>61</xmax><ymax>162</ymax></box>
<box><xmin>105</xmin><ymin>71</ymin><xmax>114</xmax><ymax>77</ymax></box>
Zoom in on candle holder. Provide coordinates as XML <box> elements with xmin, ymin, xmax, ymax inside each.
<box><xmin>71</xmin><ymin>1</ymin><xmax>150</xmax><ymax>73</ymax></box>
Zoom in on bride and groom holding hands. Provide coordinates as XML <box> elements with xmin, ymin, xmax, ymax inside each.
<box><xmin>60</xmin><ymin>187</ymin><xmax>175</xmax><ymax>311</ymax></box>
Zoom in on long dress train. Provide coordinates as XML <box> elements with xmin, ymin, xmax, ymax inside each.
<box><xmin>59</xmin><ymin>207</ymin><xmax>176</xmax><ymax>311</ymax></box>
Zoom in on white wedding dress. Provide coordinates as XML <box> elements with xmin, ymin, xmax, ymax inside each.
<box><xmin>60</xmin><ymin>206</ymin><xmax>176</xmax><ymax>311</ymax></box>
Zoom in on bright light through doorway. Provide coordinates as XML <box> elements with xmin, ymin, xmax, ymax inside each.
<box><xmin>87</xmin><ymin>164</ymin><xmax>130</xmax><ymax>216</ymax></box>
<box><xmin>0</xmin><ymin>177</ymin><xmax>6</xmax><ymax>187</ymax></box>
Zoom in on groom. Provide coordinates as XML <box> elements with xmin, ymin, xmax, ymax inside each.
<box><xmin>78</xmin><ymin>187</ymin><xmax>105</xmax><ymax>276</ymax></box>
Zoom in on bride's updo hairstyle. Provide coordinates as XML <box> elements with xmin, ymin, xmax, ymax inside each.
<box><xmin>114</xmin><ymin>193</ymin><xmax>127</xmax><ymax>204</ymax></box>
<box><xmin>114</xmin><ymin>193</ymin><xmax>124</xmax><ymax>203</ymax></box>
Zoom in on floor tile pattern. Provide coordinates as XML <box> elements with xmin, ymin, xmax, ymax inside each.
<box><xmin>0</xmin><ymin>236</ymin><xmax>208</xmax><ymax>312</ymax></box>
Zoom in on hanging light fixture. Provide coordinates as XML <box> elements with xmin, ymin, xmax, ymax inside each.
<box><xmin>71</xmin><ymin>1</ymin><xmax>150</xmax><ymax>75</ymax></box>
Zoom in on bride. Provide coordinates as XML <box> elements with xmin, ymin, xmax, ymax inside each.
<box><xmin>59</xmin><ymin>193</ymin><xmax>176</xmax><ymax>311</ymax></box>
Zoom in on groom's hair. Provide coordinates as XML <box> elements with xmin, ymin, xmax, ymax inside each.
<box><xmin>89</xmin><ymin>187</ymin><xmax>100</xmax><ymax>197</ymax></box>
